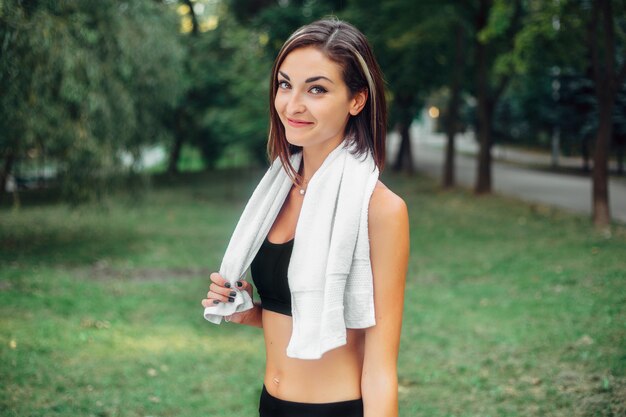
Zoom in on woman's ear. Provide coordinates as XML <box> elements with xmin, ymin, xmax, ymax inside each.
<box><xmin>349</xmin><ymin>89</ymin><xmax>368</xmax><ymax>116</ymax></box>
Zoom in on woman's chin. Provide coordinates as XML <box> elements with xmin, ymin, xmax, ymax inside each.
<box><xmin>285</xmin><ymin>137</ymin><xmax>307</xmax><ymax>148</ymax></box>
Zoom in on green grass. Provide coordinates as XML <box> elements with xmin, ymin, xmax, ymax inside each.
<box><xmin>1</xmin><ymin>170</ymin><xmax>625</xmax><ymax>417</ymax></box>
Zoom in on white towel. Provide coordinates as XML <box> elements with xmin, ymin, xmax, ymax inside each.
<box><xmin>203</xmin><ymin>141</ymin><xmax>378</xmax><ymax>359</ymax></box>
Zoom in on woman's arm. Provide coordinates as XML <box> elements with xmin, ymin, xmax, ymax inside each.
<box><xmin>361</xmin><ymin>183</ymin><xmax>409</xmax><ymax>417</ymax></box>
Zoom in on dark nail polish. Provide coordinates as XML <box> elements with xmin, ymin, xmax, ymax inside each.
<box><xmin>224</xmin><ymin>282</ymin><xmax>231</xmax><ymax>288</ymax></box>
<box><xmin>236</xmin><ymin>281</ymin><xmax>243</xmax><ymax>288</ymax></box>
<box><xmin>213</xmin><ymin>300</ymin><xmax>220</xmax><ymax>305</ymax></box>
<box><xmin>230</xmin><ymin>291</ymin><xmax>236</xmax><ymax>297</ymax></box>
<box><xmin>228</xmin><ymin>296</ymin><xmax>235</xmax><ymax>303</ymax></box>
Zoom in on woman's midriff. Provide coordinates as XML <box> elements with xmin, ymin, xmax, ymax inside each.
<box><xmin>262</xmin><ymin>309</ymin><xmax>365</xmax><ymax>403</ymax></box>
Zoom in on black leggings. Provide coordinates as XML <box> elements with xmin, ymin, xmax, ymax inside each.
<box><xmin>259</xmin><ymin>385</ymin><xmax>364</xmax><ymax>417</ymax></box>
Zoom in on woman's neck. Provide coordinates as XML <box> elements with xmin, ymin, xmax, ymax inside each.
<box><xmin>299</xmin><ymin>137</ymin><xmax>344</xmax><ymax>182</ymax></box>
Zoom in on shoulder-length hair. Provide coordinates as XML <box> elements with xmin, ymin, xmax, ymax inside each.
<box><xmin>267</xmin><ymin>17</ymin><xmax>387</xmax><ymax>183</ymax></box>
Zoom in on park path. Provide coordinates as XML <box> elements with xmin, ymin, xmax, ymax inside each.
<box><xmin>387</xmin><ymin>129</ymin><xmax>626</xmax><ymax>224</ymax></box>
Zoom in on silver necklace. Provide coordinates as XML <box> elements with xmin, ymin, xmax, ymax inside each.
<box><xmin>297</xmin><ymin>178</ymin><xmax>309</xmax><ymax>195</ymax></box>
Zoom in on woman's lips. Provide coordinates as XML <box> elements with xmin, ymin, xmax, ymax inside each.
<box><xmin>287</xmin><ymin>118</ymin><xmax>314</xmax><ymax>128</ymax></box>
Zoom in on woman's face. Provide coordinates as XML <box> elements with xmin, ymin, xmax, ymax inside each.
<box><xmin>274</xmin><ymin>46</ymin><xmax>366</xmax><ymax>152</ymax></box>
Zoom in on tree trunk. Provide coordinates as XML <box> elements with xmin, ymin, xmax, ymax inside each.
<box><xmin>474</xmin><ymin>0</ymin><xmax>493</xmax><ymax>194</ymax></box>
<box><xmin>442</xmin><ymin>23</ymin><xmax>465</xmax><ymax>189</ymax></box>
<box><xmin>0</xmin><ymin>149</ymin><xmax>20</xmax><ymax>208</ymax></box>
<box><xmin>474</xmin><ymin>91</ymin><xmax>494</xmax><ymax>194</ymax></box>
<box><xmin>168</xmin><ymin>135</ymin><xmax>183</xmax><ymax>174</ymax></box>
<box><xmin>182</xmin><ymin>0</ymin><xmax>199</xmax><ymax>35</ymax></box>
<box><xmin>588</xmin><ymin>0</ymin><xmax>622</xmax><ymax>227</ymax></box>
<box><xmin>475</xmin><ymin>125</ymin><xmax>493</xmax><ymax>194</ymax></box>
<box><xmin>168</xmin><ymin>108</ymin><xmax>184</xmax><ymax>175</ymax></box>
<box><xmin>443</xmin><ymin>125</ymin><xmax>456</xmax><ymax>188</ymax></box>
<box><xmin>393</xmin><ymin>120</ymin><xmax>414</xmax><ymax>174</ymax></box>
<box><xmin>592</xmin><ymin>98</ymin><xmax>613</xmax><ymax>227</ymax></box>
<box><xmin>167</xmin><ymin>0</ymin><xmax>199</xmax><ymax>175</ymax></box>
<box><xmin>0</xmin><ymin>150</ymin><xmax>15</xmax><ymax>194</ymax></box>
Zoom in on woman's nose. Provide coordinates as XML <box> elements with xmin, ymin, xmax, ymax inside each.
<box><xmin>286</xmin><ymin>92</ymin><xmax>305</xmax><ymax>115</ymax></box>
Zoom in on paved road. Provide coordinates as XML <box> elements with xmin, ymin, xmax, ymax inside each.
<box><xmin>388</xmin><ymin>131</ymin><xmax>626</xmax><ymax>223</ymax></box>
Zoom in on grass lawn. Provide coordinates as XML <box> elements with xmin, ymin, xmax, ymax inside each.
<box><xmin>1</xmin><ymin>169</ymin><xmax>625</xmax><ymax>417</ymax></box>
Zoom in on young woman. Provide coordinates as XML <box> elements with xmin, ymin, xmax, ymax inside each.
<box><xmin>201</xmin><ymin>18</ymin><xmax>409</xmax><ymax>417</ymax></box>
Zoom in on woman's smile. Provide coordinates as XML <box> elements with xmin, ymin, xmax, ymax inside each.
<box><xmin>287</xmin><ymin>118</ymin><xmax>314</xmax><ymax>128</ymax></box>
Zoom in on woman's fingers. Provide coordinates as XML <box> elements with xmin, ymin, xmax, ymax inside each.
<box><xmin>201</xmin><ymin>290</ymin><xmax>232</xmax><ymax>306</ymax></box>
<box><xmin>202</xmin><ymin>272</ymin><xmax>237</xmax><ymax>306</ymax></box>
<box><xmin>202</xmin><ymin>273</ymin><xmax>252</xmax><ymax>307</ymax></box>
<box><xmin>204</xmin><ymin>288</ymin><xmax>235</xmax><ymax>304</ymax></box>
<box><xmin>201</xmin><ymin>297</ymin><xmax>220</xmax><ymax>308</ymax></box>
<box><xmin>210</xmin><ymin>272</ymin><xmax>230</xmax><ymax>287</ymax></box>
<box><xmin>236</xmin><ymin>279</ymin><xmax>253</xmax><ymax>298</ymax></box>
<box><xmin>209</xmin><ymin>282</ymin><xmax>236</xmax><ymax>298</ymax></box>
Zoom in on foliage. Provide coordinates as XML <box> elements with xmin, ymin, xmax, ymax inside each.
<box><xmin>170</xmin><ymin>0</ymin><xmax>320</xmax><ymax>171</ymax></box>
<box><xmin>492</xmin><ymin>0</ymin><xmax>626</xmax><ymax>155</ymax></box>
<box><xmin>2</xmin><ymin>0</ymin><xmax>626</xmax><ymax>206</ymax></box>
<box><xmin>195</xmin><ymin>10</ymin><xmax>273</xmax><ymax>165</ymax></box>
<box><xmin>235</xmin><ymin>0</ymin><xmax>346</xmax><ymax>57</ymax></box>
<box><xmin>343</xmin><ymin>0</ymin><xmax>459</xmax><ymax>126</ymax></box>
<box><xmin>0</xmin><ymin>0</ymin><xmax>185</xmax><ymax>202</ymax></box>
<box><xmin>181</xmin><ymin>0</ymin><xmax>352</xmax><ymax>168</ymax></box>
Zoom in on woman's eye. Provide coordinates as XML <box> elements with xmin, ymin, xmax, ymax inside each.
<box><xmin>310</xmin><ymin>86</ymin><xmax>327</xmax><ymax>95</ymax></box>
<box><xmin>277</xmin><ymin>80</ymin><xmax>290</xmax><ymax>89</ymax></box>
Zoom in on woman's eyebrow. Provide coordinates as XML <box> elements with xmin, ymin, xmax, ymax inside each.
<box><xmin>305</xmin><ymin>75</ymin><xmax>334</xmax><ymax>84</ymax></box>
<box><xmin>278</xmin><ymin>71</ymin><xmax>334</xmax><ymax>84</ymax></box>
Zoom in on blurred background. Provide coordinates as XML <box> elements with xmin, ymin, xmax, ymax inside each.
<box><xmin>1</xmin><ymin>0</ymin><xmax>625</xmax><ymax>225</ymax></box>
<box><xmin>1</xmin><ymin>1</ymin><xmax>625</xmax><ymax>417</ymax></box>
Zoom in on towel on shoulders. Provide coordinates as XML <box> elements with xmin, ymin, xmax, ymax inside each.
<box><xmin>203</xmin><ymin>141</ymin><xmax>379</xmax><ymax>359</ymax></box>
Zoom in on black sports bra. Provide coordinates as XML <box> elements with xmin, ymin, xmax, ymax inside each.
<box><xmin>250</xmin><ymin>236</ymin><xmax>293</xmax><ymax>316</ymax></box>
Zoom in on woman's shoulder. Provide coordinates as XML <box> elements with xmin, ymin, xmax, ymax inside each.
<box><xmin>368</xmin><ymin>180</ymin><xmax>408</xmax><ymax>234</ymax></box>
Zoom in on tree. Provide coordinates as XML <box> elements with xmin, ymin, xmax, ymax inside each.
<box><xmin>442</xmin><ymin>13</ymin><xmax>471</xmax><ymax>188</ymax></box>
<box><xmin>472</xmin><ymin>0</ymin><xmax>524</xmax><ymax>194</ymax></box>
<box><xmin>167</xmin><ymin>0</ymin><xmax>200</xmax><ymax>175</ymax></box>
<box><xmin>507</xmin><ymin>0</ymin><xmax>626</xmax><ymax>225</ymax></box>
<box><xmin>345</xmin><ymin>0</ymin><xmax>450</xmax><ymax>174</ymax></box>
<box><xmin>586</xmin><ymin>0</ymin><xmax>626</xmax><ymax>226</ymax></box>
<box><xmin>199</xmin><ymin>10</ymin><xmax>274</xmax><ymax>166</ymax></box>
<box><xmin>0</xmin><ymin>0</ymin><xmax>185</xmax><ymax>203</ymax></box>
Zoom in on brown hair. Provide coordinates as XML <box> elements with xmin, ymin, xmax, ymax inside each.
<box><xmin>267</xmin><ymin>17</ymin><xmax>387</xmax><ymax>183</ymax></box>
